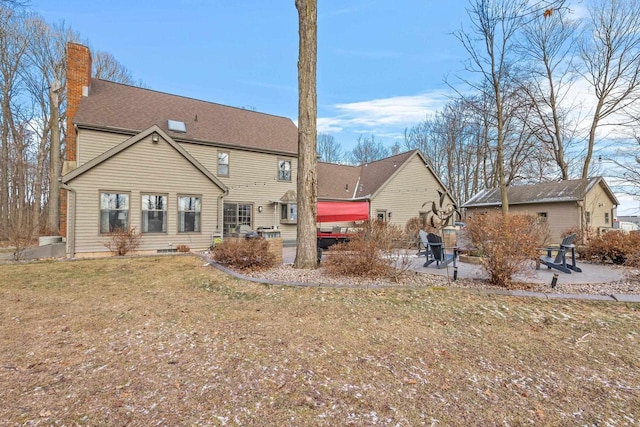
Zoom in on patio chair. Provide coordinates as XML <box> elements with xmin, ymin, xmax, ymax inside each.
<box><xmin>418</xmin><ymin>230</ymin><xmax>456</xmax><ymax>269</ymax></box>
<box><xmin>539</xmin><ymin>233</ymin><xmax>582</xmax><ymax>274</ymax></box>
<box><xmin>417</xmin><ymin>230</ymin><xmax>430</xmax><ymax>258</ymax></box>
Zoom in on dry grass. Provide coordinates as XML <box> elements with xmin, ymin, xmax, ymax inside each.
<box><xmin>1</xmin><ymin>255</ymin><xmax>639</xmax><ymax>425</ymax></box>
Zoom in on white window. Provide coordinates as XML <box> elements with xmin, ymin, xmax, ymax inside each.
<box><xmin>278</xmin><ymin>159</ymin><xmax>291</xmax><ymax>181</ymax></box>
<box><xmin>218</xmin><ymin>151</ymin><xmax>229</xmax><ymax>177</ymax></box>
<box><xmin>141</xmin><ymin>194</ymin><xmax>167</xmax><ymax>233</ymax></box>
<box><xmin>178</xmin><ymin>196</ymin><xmax>201</xmax><ymax>233</ymax></box>
<box><xmin>100</xmin><ymin>192</ymin><xmax>129</xmax><ymax>233</ymax></box>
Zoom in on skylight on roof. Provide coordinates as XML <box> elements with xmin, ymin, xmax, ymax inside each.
<box><xmin>167</xmin><ymin>120</ymin><xmax>187</xmax><ymax>133</ymax></box>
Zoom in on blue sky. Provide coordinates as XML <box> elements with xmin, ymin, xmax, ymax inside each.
<box><xmin>33</xmin><ymin>0</ymin><xmax>640</xmax><ymax>215</ymax></box>
<box><xmin>35</xmin><ymin>0</ymin><xmax>467</xmax><ymax>151</ymax></box>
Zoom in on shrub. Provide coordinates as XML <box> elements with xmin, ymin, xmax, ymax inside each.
<box><xmin>405</xmin><ymin>217</ymin><xmax>422</xmax><ymax>248</ymax></box>
<box><xmin>9</xmin><ymin>215</ymin><xmax>38</xmax><ymax>261</ymax></box>
<box><xmin>466</xmin><ymin>213</ymin><xmax>549</xmax><ymax>288</ymax></box>
<box><xmin>625</xmin><ymin>249</ymin><xmax>640</xmax><ymax>283</ymax></box>
<box><xmin>176</xmin><ymin>244</ymin><xmax>190</xmax><ymax>253</ymax></box>
<box><xmin>579</xmin><ymin>231</ymin><xmax>640</xmax><ymax>265</ymax></box>
<box><xmin>561</xmin><ymin>226</ymin><xmax>593</xmax><ymax>245</ymax></box>
<box><xmin>104</xmin><ymin>227</ymin><xmax>141</xmax><ymax>256</ymax></box>
<box><xmin>323</xmin><ymin>220</ymin><xmax>410</xmax><ymax>280</ymax></box>
<box><xmin>212</xmin><ymin>237</ymin><xmax>276</xmax><ymax>270</ymax></box>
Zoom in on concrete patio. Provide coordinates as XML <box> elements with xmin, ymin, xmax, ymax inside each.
<box><xmin>283</xmin><ymin>246</ymin><xmax>627</xmax><ymax>286</ymax></box>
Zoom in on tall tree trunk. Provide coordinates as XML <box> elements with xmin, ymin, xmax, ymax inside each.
<box><xmin>294</xmin><ymin>0</ymin><xmax>318</xmax><ymax>269</ymax></box>
<box><xmin>33</xmin><ymin>130</ymin><xmax>48</xmax><ymax>234</ymax></box>
<box><xmin>494</xmin><ymin>82</ymin><xmax>509</xmax><ymax>214</ymax></box>
<box><xmin>0</xmin><ymin>100</ymin><xmax>9</xmax><ymax>240</ymax></box>
<box><xmin>48</xmin><ymin>87</ymin><xmax>61</xmax><ymax>234</ymax></box>
<box><xmin>582</xmin><ymin>101</ymin><xmax>603</xmax><ymax>179</ymax></box>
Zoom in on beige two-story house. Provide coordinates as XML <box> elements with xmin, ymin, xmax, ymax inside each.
<box><xmin>61</xmin><ymin>43</ymin><xmax>298</xmax><ymax>257</ymax></box>
<box><xmin>60</xmin><ymin>43</ymin><xmax>457</xmax><ymax>257</ymax></box>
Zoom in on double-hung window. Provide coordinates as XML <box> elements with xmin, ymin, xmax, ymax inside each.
<box><xmin>278</xmin><ymin>159</ymin><xmax>291</xmax><ymax>181</ymax></box>
<box><xmin>178</xmin><ymin>195</ymin><xmax>201</xmax><ymax>232</ymax></box>
<box><xmin>100</xmin><ymin>192</ymin><xmax>129</xmax><ymax>233</ymax></box>
<box><xmin>218</xmin><ymin>151</ymin><xmax>229</xmax><ymax>177</ymax></box>
<box><xmin>141</xmin><ymin>194</ymin><xmax>167</xmax><ymax>233</ymax></box>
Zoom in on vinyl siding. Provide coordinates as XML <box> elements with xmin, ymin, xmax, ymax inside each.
<box><xmin>466</xmin><ymin>202</ymin><xmax>580</xmax><ymax>243</ymax></box>
<box><xmin>181</xmin><ymin>143</ymin><xmax>298</xmax><ymax>241</ymax></box>
<box><xmin>68</xmin><ymin>134</ymin><xmax>223</xmax><ymax>255</ymax></box>
<box><xmin>369</xmin><ymin>155</ymin><xmax>454</xmax><ymax>228</ymax></box>
<box><xmin>77</xmin><ymin>129</ymin><xmax>128</xmax><ymax>166</ymax></box>
<box><xmin>584</xmin><ymin>182</ymin><xmax>616</xmax><ymax>231</ymax></box>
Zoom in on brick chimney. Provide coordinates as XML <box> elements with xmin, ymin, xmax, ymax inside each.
<box><xmin>65</xmin><ymin>42</ymin><xmax>91</xmax><ymax>162</ymax></box>
<box><xmin>60</xmin><ymin>42</ymin><xmax>91</xmax><ymax>237</ymax></box>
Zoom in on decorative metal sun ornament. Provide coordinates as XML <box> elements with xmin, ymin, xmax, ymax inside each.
<box><xmin>422</xmin><ymin>190</ymin><xmax>459</xmax><ymax>230</ymax></box>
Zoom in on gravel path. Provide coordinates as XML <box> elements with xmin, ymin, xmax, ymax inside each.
<box><xmin>215</xmin><ymin>260</ymin><xmax>640</xmax><ymax>297</ymax></box>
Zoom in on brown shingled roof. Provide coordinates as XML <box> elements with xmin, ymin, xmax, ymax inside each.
<box><xmin>74</xmin><ymin>79</ymin><xmax>298</xmax><ymax>154</ymax></box>
<box><xmin>317</xmin><ymin>150</ymin><xmax>428</xmax><ymax>200</ymax></box>
<box><xmin>463</xmin><ymin>177</ymin><xmax>620</xmax><ymax>207</ymax></box>
<box><xmin>317</xmin><ymin>162</ymin><xmax>362</xmax><ymax>199</ymax></box>
<box><xmin>354</xmin><ymin>150</ymin><xmax>416</xmax><ymax>198</ymax></box>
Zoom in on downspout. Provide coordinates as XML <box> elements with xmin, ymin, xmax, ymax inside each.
<box><xmin>577</xmin><ymin>200</ymin><xmax>584</xmax><ymax>241</ymax></box>
<box><xmin>59</xmin><ymin>182</ymin><xmax>76</xmax><ymax>258</ymax></box>
<box><xmin>217</xmin><ymin>188</ymin><xmax>229</xmax><ymax>239</ymax></box>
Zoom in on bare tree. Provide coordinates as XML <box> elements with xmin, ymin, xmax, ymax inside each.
<box><xmin>294</xmin><ymin>0</ymin><xmax>318</xmax><ymax>269</ymax></box>
<box><xmin>0</xmin><ymin>6</ymin><xmax>29</xmax><ymax>239</ymax></box>
<box><xmin>349</xmin><ymin>134</ymin><xmax>389</xmax><ymax>164</ymax></box>
<box><xmin>579</xmin><ymin>0</ymin><xmax>640</xmax><ymax>179</ymax></box>
<box><xmin>404</xmin><ymin>97</ymin><xmax>491</xmax><ymax>206</ymax></box>
<box><xmin>519</xmin><ymin>9</ymin><xmax>579</xmax><ymax>180</ymax></box>
<box><xmin>455</xmin><ymin>0</ymin><xmax>567</xmax><ymax>214</ymax></box>
<box><xmin>455</xmin><ymin>0</ymin><xmax>530</xmax><ymax>214</ymax></box>
<box><xmin>23</xmin><ymin>17</ymin><xmax>76</xmax><ymax>234</ymax></box>
<box><xmin>317</xmin><ymin>132</ymin><xmax>343</xmax><ymax>163</ymax></box>
<box><xmin>92</xmin><ymin>50</ymin><xmax>137</xmax><ymax>84</ymax></box>
<box><xmin>0</xmin><ymin>6</ymin><xmax>143</xmax><ymax>244</ymax></box>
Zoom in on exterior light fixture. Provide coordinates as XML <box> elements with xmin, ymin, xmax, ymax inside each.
<box><xmin>258</xmin><ymin>206</ymin><xmax>263</xmax><ymax>213</ymax></box>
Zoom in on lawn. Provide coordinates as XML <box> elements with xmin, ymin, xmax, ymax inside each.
<box><xmin>1</xmin><ymin>255</ymin><xmax>639</xmax><ymax>425</ymax></box>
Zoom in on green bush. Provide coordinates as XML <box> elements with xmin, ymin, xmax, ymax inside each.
<box><xmin>212</xmin><ymin>237</ymin><xmax>276</xmax><ymax>270</ymax></box>
<box><xmin>466</xmin><ymin>213</ymin><xmax>549</xmax><ymax>288</ymax></box>
<box><xmin>580</xmin><ymin>231</ymin><xmax>640</xmax><ymax>265</ymax></box>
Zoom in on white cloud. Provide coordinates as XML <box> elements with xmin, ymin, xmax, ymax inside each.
<box><xmin>318</xmin><ymin>91</ymin><xmax>449</xmax><ymax>138</ymax></box>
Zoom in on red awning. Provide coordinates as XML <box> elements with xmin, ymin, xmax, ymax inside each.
<box><xmin>317</xmin><ymin>201</ymin><xmax>369</xmax><ymax>222</ymax></box>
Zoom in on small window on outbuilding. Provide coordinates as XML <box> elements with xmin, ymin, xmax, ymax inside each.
<box><xmin>605</xmin><ymin>212</ymin><xmax>610</xmax><ymax>224</ymax></box>
<box><xmin>537</xmin><ymin>212</ymin><xmax>547</xmax><ymax>218</ymax></box>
